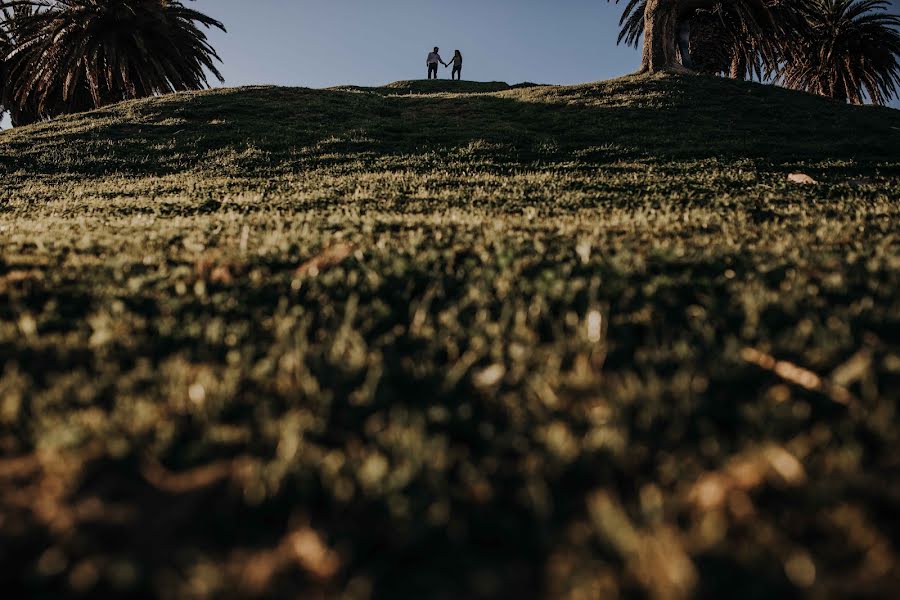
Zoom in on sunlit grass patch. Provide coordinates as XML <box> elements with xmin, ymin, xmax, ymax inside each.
<box><xmin>1</xmin><ymin>74</ymin><xmax>899</xmax><ymax>600</ymax></box>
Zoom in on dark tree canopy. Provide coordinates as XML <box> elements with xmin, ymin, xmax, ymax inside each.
<box><xmin>610</xmin><ymin>0</ymin><xmax>900</xmax><ymax>105</ymax></box>
<box><xmin>0</xmin><ymin>0</ymin><xmax>225</xmax><ymax>125</ymax></box>
<box><xmin>609</xmin><ymin>0</ymin><xmax>775</xmax><ymax>75</ymax></box>
<box><xmin>778</xmin><ymin>0</ymin><xmax>900</xmax><ymax>104</ymax></box>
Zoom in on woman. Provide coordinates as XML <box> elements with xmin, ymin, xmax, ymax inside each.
<box><xmin>450</xmin><ymin>50</ymin><xmax>463</xmax><ymax>81</ymax></box>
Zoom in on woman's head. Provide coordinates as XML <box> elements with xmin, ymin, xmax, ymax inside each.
<box><xmin>455</xmin><ymin>50</ymin><xmax>461</xmax><ymax>57</ymax></box>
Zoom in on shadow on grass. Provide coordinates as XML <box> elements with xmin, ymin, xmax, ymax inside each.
<box><xmin>1</xmin><ymin>75</ymin><xmax>898</xmax><ymax>178</ymax></box>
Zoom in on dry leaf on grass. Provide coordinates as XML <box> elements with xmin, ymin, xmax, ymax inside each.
<box><xmin>788</xmin><ymin>173</ymin><xmax>818</xmax><ymax>185</ymax></box>
<box><xmin>296</xmin><ymin>243</ymin><xmax>355</xmax><ymax>277</ymax></box>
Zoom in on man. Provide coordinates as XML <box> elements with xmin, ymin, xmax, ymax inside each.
<box><xmin>427</xmin><ymin>47</ymin><xmax>447</xmax><ymax>80</ymax></box>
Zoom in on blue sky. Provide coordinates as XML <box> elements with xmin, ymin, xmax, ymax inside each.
<box><xmin>192</xmin><ymin>0</ymin><xmax>900</xmax><ymax>108</ymax></box>
<box><xmin>190</xmin><ymin>0</ymin><xmax>646</xmax><ymax>87</ymax></box>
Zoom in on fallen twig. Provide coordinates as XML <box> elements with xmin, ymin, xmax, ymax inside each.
<box><xmin>741</xmin><ymin>347</ymin><xmax>855</xmax><ymax>405</ymax></box>
<box><xmin>141</xmin><ymin>457</ymin><xmax>249</xmax><ymax>494</ymax></box>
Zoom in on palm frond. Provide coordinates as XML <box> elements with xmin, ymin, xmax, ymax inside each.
<box><xmin>777</xmin><ymin>0</ymin><xmax>900</xmax><ymax>104</ymax></box>
<box><xmin>1</xmin><ymin>0</ymin><xmax>225</xmax><ymax>124</ymax></box>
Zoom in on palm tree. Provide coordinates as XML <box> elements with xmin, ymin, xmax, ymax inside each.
<box><xmin>1</xmin><ymin>4</ymin><xmax>43</xmax><ymax>125</ymax></box>
<box><xmin>610</xmin><ymin>0</ymin><xmax>900</xmax><ymax>105</ymax></box>
<box><xmin>687</xmin><ymin>1</ymin><xmax>813</xmax><ymax>80</ymax></box>
<box><xmin>609</xmin><ymin>0</ymin><xmax>775</xmax><ymax>74</ymax></box>
<box><xmin>1</xmin><ymin>0</ymin><xmax>225</xmax><ymax>125</ymax></box>
<box><xmin>0</xmin><ymin>5</ymin><xmax>20</xmax><ymax>115</ymax></box>
<box><xmin>777</xmin><ymin>0</ymin><xmax>900</xmax><ymax>104</ymax></box>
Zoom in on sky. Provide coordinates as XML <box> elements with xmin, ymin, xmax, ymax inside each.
<box><xmin>190</xmin><ymin>0</ymin><xmax>646</xmax><ymax>88</ymax></box>
<box><xmin>191</xmin><ymin>0</ymin><xmax>900</xmax><ymax>108</ymax></box>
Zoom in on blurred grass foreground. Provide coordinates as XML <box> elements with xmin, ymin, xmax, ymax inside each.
<box><xmin>1</xmin><ymin>74</ymin><xmax>900</xmax><ymax>599</ymax></box>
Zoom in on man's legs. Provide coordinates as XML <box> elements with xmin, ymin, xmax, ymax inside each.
<box><xmin>428</xmin><ymin>64</ymin><xmax>438</xmax><ymax>79</ymax></box>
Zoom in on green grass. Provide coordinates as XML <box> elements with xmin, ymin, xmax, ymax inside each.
<box><xmin>1</xmin><ymin>73</ymin><xmax>899</xmax><ymax>600</ymax></box>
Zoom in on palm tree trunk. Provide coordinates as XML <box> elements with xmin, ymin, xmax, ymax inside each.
<box><xmin>641</xmin><ymin>0</ymin><xmax>679</xmax><ymax>73</ymax></box>
<box><xmin>640</xmin><ymin>0</ymin><xmax>716</xmax><ymax>73</ymax></box>
<box><xmin>8</xmin><ymin>105</ymin><xmax>40</xmax><ymax>127</ymax></box>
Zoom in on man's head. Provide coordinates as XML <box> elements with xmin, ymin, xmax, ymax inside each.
<box><xmin>434</xmin><ymin>47</ymin><xmax>439</xmax><ymax>53</ymax></box>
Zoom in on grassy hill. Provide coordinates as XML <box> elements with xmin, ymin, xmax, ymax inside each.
<box><xmin>1</xmin><ymin>74</ymin><xmax>899</xmax><ymax>600</ymax></box>
<box><xmin>331</xmin><ymin>79</ymin><xmax>522</xmax><ymax>94</ymax></box>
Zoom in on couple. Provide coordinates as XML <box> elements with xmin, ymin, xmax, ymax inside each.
<box><xmin>427</xmin><ymin>47</ymin><xmax>463</xmax><ymax>80</ymax></box>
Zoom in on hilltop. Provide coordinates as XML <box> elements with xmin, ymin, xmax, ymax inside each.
<box><xmin>1</xmin><ymin>75</ymin><xmax>899</xmax><ymax>600</ymax></box>
<box><xmin>330</xmin><ymin>79</ymin><xmax>524</xmax><ymax>94</ymax></box>
<box><xmin>2</xmin><ymin>73</ymin><xmax>899</xmax><ymax>178</ymax></box>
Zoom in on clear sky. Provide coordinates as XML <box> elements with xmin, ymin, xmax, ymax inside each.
<box><xmin>190</xmin><ymin>0</ymin><xmax>645</xmax><ymax>88</ymax></box>
<box><xmin>191</xmin><ymin>0</ymin><xmax>900</xmax><ymax>108</ymax></box>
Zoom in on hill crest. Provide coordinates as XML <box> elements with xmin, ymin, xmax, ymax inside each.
<box><xmin>1</xmin><ymin>74</ymin><xmax>898</xmax><ymax>177</ymax></box>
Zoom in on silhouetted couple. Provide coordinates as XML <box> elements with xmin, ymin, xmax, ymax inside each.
<box><xmin>427</xmin><ymin>47</ymin><xmax>463</xmax><ymax>80</ymax></box>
